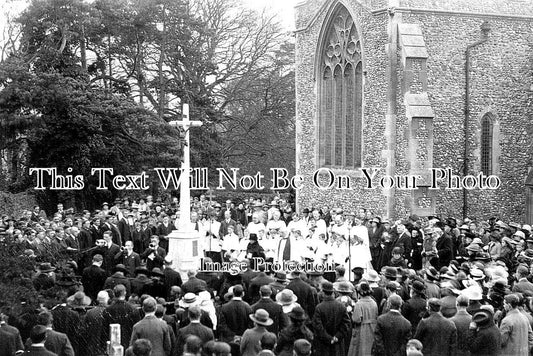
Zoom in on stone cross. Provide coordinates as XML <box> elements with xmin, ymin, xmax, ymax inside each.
<box><xmin>168</xmin><ymin>103</ymin><xmax>203</xmax><ymax>228</ymax></box>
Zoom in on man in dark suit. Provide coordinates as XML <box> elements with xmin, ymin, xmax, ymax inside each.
<box><xmin>118</xmin><ymin>211</ymin><xmax>135</xmax><ymax>243</ymax></box>
<box><xmin>100</xmin><ymin>215</ymin><xmax>122</xmax><ymax>246</ymax></box>
<box><xmin>81</xmin><ymin>254</ymin><xmax>107</xmax><ymax>301</ymax></box>
<box><xmin>162</xmin><ymin>257</ymin><xmax>182</xmax><ymax>300</ymax></box>
<box><xmin>175</xmin><ymin>306</ymin><xmax>214</xmax><ymax>355</ymax></box>
<box><xmin>196</xmin><ymin>258</ymin><xmax>222</xmax><ymax>296</ymax></box>
<box><xmin>131</xmin><ymin>221</ymin><xmax>143</xmax><ymax>254</ymax></box>
<box><xmin>414</xmin><ymin>298</ymin><xmax>457</xmax><ymax>356</ymax></box>
<box><xmin>251</xmin><ymin>285</ymin><xmax>288</xmax><ymax>335</ymax></box>
<box><xmin>78</xmin><ymin>220</ymin><xmax>94</xmax><ymax>251</ymax></box>
<box><xmin>130</xmin><ymin>297</ymin><xmax>171</xmax><ymax>356</ymax></box>
<box><xmin>512</xmin><ymin>265</ymin><xmax>533</xmax><ymax>295</ymax></box>
<box><xmin>102</xmin><ymin>285</ymin><xmax>140</xmax><ymax>350</ymax></box>
<box><xmin>450</xmin><ymin>295</ymin><xmax>472</xmax><ymax>356</ymax></box>
<box><xmin>156</xmin><ymin>215</ymin><xmax>174</xmax><ymax>252</ymax></box>
<box><xmin>401</xmin><ymin>280</ymin><xmax>427</xmax><ymax>334</ymax></box>
<box><xmin>311</xmin><ymin>281</ymin><xmax>351</xmax><ymax>356</ymax></box>
<box><xmin>0</xmin><ymin>327</ymin><xmax>16</xmax><ymax>356</ymax></box>
<box><xmin>130</xmin><ymin>267</ymin><xmax>153</xmax><ymax>297</ymax></box>
<box><xmin>0</xmin><ymin>311</ymin><xmax>24</xmax><ymax>353</ymax></box>
<box><xmin>49</xmin><ymin>297</ymin><xmax>80</xmax><ymax>356</ymax></box>
<box><xmin>140</xmin><ymin>236</ymin><xmax>166</xmax><ymax>271</ymax></box>
<box><xmin>286</xmin><ymin>271</ymin><xmax>316</xmax><ymax>318</ymax></box>
<box><xmin>139</xmin><ymin>220</ymin><xmax>153</xmax><ymax>254</ymax></box>
<box><xmin>373</xmin><ymin>294</ymin><xmax>412</xmax><ymax>356</ymax></box>
<box><xmin>248</xmin><ymin>265</ymin><xmax>275</xmax><ymax>304</ymax></box>
<box><xmin>434</xmin><ymin>227</ymin><xmax>454</xmax><ymax>269</ymax></box>
<box><xmin>24</xmin><ymin>325</ymin><xmax>57</xmax><ymax>356</ymax></box>
<box><xmin>218</xmin><ymin>285</ymin><xmax>253</xmax><ymax>343</ymax></box>
<box><xmin>32</xmin><ymin>312</ymin><xmax>74</xmax><ymax>356</ymax></box>
<box><xmin>219</xmin><ymin>210</ymin><xmax>237</xmax><ymax>238</ymax></box>
<box><xmin>90</xmin><ymin>219</ymin><xmax>103</xmax><ymax>245</ymax></box>
<box><xmin>82</xmin><ymin>292</ymin><xmax>109</xmax><ymax>356</ymax></box>
<box><xmin>104</xmin><ymin>264</ymin><xmax>131</xmax><ymax>296</ymax></box>
<box><xmin>101</xmin><ymin>231</ymin><xmax>121</xmax><ymax>275</ymax></box>
<box><xmin>181</xmin><ymin>270</ymin><xmax>208</xmax><ymax>295</ymax></box>
<box><xmin>114</xmin><ymin>241</ymin><xmax>141</xmax><ymax>277</ymax></box>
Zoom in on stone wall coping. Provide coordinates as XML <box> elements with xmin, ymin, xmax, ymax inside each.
<box><xmin>371</xmin><ymin>6</ymin><xmax>533</xmax><ymax>20</ymax></box>
<box><xmin>295</xmin><ymin>1</ymin><xmax>533</xmax><ymax>34</ymax></box>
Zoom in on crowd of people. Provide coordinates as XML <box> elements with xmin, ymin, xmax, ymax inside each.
<box><xmin>1</xmin><ymin>194</ymin><xmax>533</xmax><ymax>356</ymax></box>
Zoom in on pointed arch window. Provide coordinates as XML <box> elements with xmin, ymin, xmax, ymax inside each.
<box><xmin>318</xmin><ymin>5</ymin><xmax>362</xmax><ymax>169</ymax></box>
<box><xmin>481</xmin><ymin>114</ymin><xmax>493</xmax><ymax>175</ymax></box>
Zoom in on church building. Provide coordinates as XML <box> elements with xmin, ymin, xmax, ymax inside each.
<box><xmin>294</xmin><ymin>0</ymin><xmax>533</xmax><ymax>222</ymax></box>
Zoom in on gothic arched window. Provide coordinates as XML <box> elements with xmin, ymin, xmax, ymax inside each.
<box><xmin>318</xmin><ymin>5</ymin><xmax>362</xmax><ymax>169</ymax></box>
<box><xmin>480</xmin><ymin>114</ymin><xmax>493</xmax><ymax>175</ymax></box>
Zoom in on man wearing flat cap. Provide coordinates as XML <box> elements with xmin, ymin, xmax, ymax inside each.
<box><xmin>414</xmin><ymin>298</ymin><xmax>457</xmax><ymax>356</ymax></box>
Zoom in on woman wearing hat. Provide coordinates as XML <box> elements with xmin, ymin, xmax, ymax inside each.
<box><xmin>275</xmin><ymin>306</ymin><xmax>313</xmax><ymax>356</ymax></box>
<box><xmin>276</xmin><ymin>289</ymin><xmax>300</xmax><ymax>314</ymax></box>
<box><xmin>348</xmin><ymin>282</ymin><xmax>378</xmax><ymax>356</ymax></box>
<box><xmin>240</xmin><ymin>309</ymin><xmax>273</xmax><ymax>356</ymax></box>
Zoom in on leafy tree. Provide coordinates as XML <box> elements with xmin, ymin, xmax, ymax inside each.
<box><xmin>0</xmin><ymin>0</ymin><xmax>294</xmax><ymax>208</ymax></box>
<box><xmin>219</xmin><ymin>40</ymin><xmax>296</xmax><ymax>182</ymax></box>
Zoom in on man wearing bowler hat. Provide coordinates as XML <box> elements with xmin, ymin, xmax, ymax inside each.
<box><xmin>311</xmin><ymin>281</ymin><xmax>351</xmax><ymax>356</ymax></box>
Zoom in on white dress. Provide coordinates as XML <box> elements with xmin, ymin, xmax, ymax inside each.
<box><xmin>349</xmin><ymin>225</ymin><xmax>372</xmax><ymax>270</ymax></box>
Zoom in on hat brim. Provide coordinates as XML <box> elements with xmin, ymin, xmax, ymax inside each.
<box><xmin>288</xmin><ymin>313</ymin><xmax>307</xmax><ymax>321</ymax></box>
<box><xmin>276</xmin><ymin>294</ymin><xmax>298</xmax><ymax>305</ymax></box>
<box><xmin>249</xmin><ymin>314</ymin><xmax>273</xmax><ymax>326</ymax></box>
<box><xmin>179</xmin><ymin>300</ymin><xmax>198</xmax><ymax>308</ymax></box>
<box><xmin>113</xmin><ymin>266</ymin><xmax>129</xmax><ymax>274</ymax></box>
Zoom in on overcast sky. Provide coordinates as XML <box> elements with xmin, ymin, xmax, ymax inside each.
<box><xmin>0</xmin><ymin>0</ymin><xmax>298</xmax><ymax>31</ymax></box>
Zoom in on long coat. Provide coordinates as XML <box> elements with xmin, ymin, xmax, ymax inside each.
<box><xmin>102</xmin><ymin>300</ymin><xmax>141</xmax><ymax>349</ymax></box>
<box><xmin>252</xmin><ymin>297</ymin><xmax>288</xmax><ymax>335</ymax></box>
<box><xmin>81</xmin><ymin>264</ymin><xmax>107</xmax><ymax>300</ymax></box>
<box><xmin>218</xmin><ymin>299</ymin><xmax>253</xmax><ymax>341</ymax></box>
<box><xmin>499</xmin><ymin>308</ymin><xmax>533</xmax><ymax>356</ymax></box>
<box><xmin>450</xmin><ymin>309</ymin><xmax>472</xmax><ymax>356</ymax></box>
<box><xmin>130</xmin><ymin>315</ymin><xmax>171</xmax><ymax>356</ymax></box>
<box><xmin>373</xmin><ymin>310</ymin><xmax>412</xmax><ymax>356</ymax></box>
<box><xmin>348</xmin><ymin>296</ymin><xmax>378</xmax><ymax>356</ymax></box>
<box><xmin>436</xmin><ymin>235</ymin><xmax>454</xmax><ymax>269</ymax></box>
<box><xmin>311</xmin><ymin>294</ymin><xmax>351</xmax><ymax>356</ymax></box>
<box><xmin>287</xmin><ymin>278</ymin><xmax>316</xmax><ymax>318</ymax></box>
<box><xmin>401</xmin><ymin>295</ymin><xmax>427</xmax><ymax>334</ymax></box>
<box><xmin>414</xmin><ymin>312</ymin><xmax>457</xmax><ymax>356</ymax></box>
<box><xmin>0</xmin><ymin>329</ymin><xmax>16</xmax><ymax>356</ymax></box>
<box><xmin>467</xmin><ymin>318</ymin><xmax>501</xmax><ymax>356</ymax></box>
<box><xmin>275</xmin><ymin>325</ymin><xmax>314</xmax><ymax>356</ymax></box>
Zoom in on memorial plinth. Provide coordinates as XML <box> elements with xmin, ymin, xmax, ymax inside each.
<box><xmin>168</xmin><ymin>229</ymin><xmax>201</xmax><ymax>281</ymax></box>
